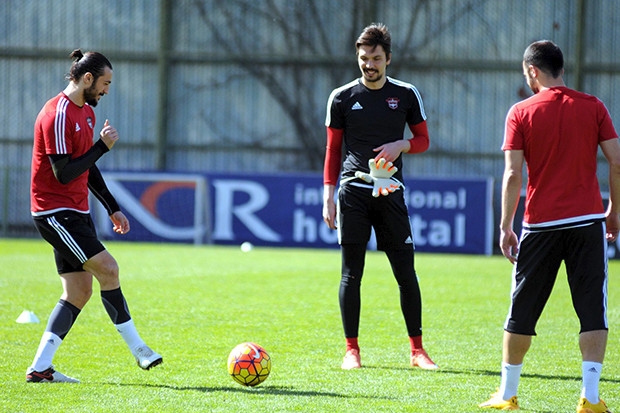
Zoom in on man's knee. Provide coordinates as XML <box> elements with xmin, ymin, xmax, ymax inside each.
<box><xmin>60</xmin><ymin>273</ymin><xmax>94</xmax><ymax>308</ymax></box>
<box><xmin>84</xmin><ymin>251</ymin><xmax>119</xmax><ymax>283</ymax></box>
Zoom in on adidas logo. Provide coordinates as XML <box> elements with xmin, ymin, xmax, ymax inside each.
<box><xmin>75</xmin><ymin>122</ymin><xmax>81</xmax><ymax>132</ymax></box>
<box><xmin>352</xmin><ymin>101</ymin><xmax>363</xmax><ymax>110</ymax></box>
<box><xmin>588</xmin><ymin>367</ymin><xmax>599</xmax><ymax>373</ymax></box>
<box><xmin>405</xmin><ymin>236</ymin><xmax>413</xmax><ymax>244</ymax></box>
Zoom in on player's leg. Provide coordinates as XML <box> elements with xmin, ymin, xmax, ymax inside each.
<box><xmin>576</xmin><ymin>330</ymin><xmax>610</xmax><ymax>412</ymax></box>
<box><xmin>80</xmin><ymin>249</ymin><xmax>143</xmax><ymax>350</ymax></box>
<box><xmin>373</xmin><ymin>192</ymin><xmax>436</xmax><ymax>369</ymax></box>
<box><xmin>84</xmin><ymin>249</ymin><xmax>163</xmax><ymax>370</ymax></box>
<box><xmin>384</xmin><ymin>247</ymin><xmax>420</xmax><ymax>336</ymax></box>
<box><xmin>339</xmin><ymin>244</ymin><xmax>366</xmax><ymax>369</ymax></box>
<box><xmin>481</xmin><ymin>230</ymin><xmax>561</xmax><ymax>408</ymax></box>
<box><xmin>373</xmin><ymin>192</ymin><xmax>419</xmax><ymax>326</ymax></box>
<box><xmin>340</xmin><ymin>243</ymin><xmax>366</xmax><ymax>340</ymax></box>
<box><xmin>564</xmin><ymin>223</ymin><xmax>611</xmax><ymax>411</ymax></box>
<box><xmin>27</xmin><ymin>272</ymin><xmax>87</xmax><ymax>383</ymax></box>
<box><xmin>27</xmin><ymin>213</ymin><xmax>102</xmax><ymax>382</ymax></box>
<box><xmin>337</xmin><ymin>185</ymin><xmax>370</xmax><ymax>369</ymax></box>
<box><xmin>384</xmin><ymin>247</ymin><xmax>437</xmax><ymax>370</ymax></box>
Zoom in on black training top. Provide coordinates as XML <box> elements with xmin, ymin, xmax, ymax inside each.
<box><xmin>325</xmin><ymin>77</ymin><xmax>426</xmax><ymax>184</ymax></box>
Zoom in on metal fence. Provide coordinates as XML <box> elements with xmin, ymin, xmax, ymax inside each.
<box><xmin>2</xmin><ymin>0</ymin><xmax>620</xmax><ymax>239</ymax></box>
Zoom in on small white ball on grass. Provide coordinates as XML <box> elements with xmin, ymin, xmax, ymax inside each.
<box><xmin>240</xmin><ymin>242</ymin><xmax>253</xmax><ymax>252</ymax></box>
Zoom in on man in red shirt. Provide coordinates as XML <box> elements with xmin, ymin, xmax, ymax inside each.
<box><xmin>27</xmin><ymin>50</ymin><xmax>162</xmax><ymax>383</ymax></box>
<box><xmin>480</xmin><ymin>40</ymin><xmax>620</xmax><ymax>412</ymax></box>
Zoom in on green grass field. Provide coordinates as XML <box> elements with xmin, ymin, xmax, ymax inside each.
<box><xmin>1</xmin><ymin>238</ymin><xmax>619</xmax><ymax>412</ymax></box>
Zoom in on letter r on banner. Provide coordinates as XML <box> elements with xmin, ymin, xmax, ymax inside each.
<box><xmin>212</xmin><ymin>179</ymin><xmax>282</xmax><ymax>242</ymax></box>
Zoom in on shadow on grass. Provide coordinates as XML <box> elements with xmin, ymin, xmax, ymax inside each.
<box><xmin>359</xmin><ymin>366</ymin><xmax>616</xmax><ymax>413</ymax></box>
<box><xmin>363</xmin><ymin>364</ymin><xmax>620</xmax><ymax>384</ymax></box>
<box><xmin>443</xmin><ymin>367</ymin><xmax>620</xmax><ymax>384</ymax></box>
<box><xmin>107</xmin><ymin>382</ymin><xmax>395</xmax><ymax>400</ymax></box>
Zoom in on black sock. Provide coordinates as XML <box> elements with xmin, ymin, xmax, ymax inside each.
<box><xmin>101</xmin><ymin>287</ymin><xmax>131</xmax><ymax>324</ymax></box>
<box><xmin>47</xmin><ymin>299</ymin><xmax>81</xmax><ymax>340</ymax></box>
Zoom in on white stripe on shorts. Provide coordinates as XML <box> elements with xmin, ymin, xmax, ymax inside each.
<box><xmin>47</xmin><ymin>216</ymin><xmax>88</xmax><ymax>263</ymax></box>
<box><xmin>601</xmin><ymin>222</ymin><xmax>609</xmax><ymax>328</ymax></box>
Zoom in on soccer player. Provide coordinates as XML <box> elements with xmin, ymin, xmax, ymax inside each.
<box><xmin>322</xmin><ymin>23</ymin><xmax>437</xmax><ymax>370</ymax></box>
<box><xmin>27</xmin><ymin>49</ymin><xmax>162</xmax><ymax>383</ymax></box>
<box><xmin>479</xmin><ymin>40</ymin><xmax>620</xmax><ymax>412</ymax></box>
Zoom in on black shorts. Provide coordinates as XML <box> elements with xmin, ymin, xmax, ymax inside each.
<box><xmin>337</xmin><ymin>183</ymin><xmax>414</xmax><ymax>251</ymax></box>
<box><xmin>33</xmin><ymin>210</ymin><xmax>106</xmax><ymax>274</ymax></box>
<box><xmin>505</xmin><ymin>222</ymin><xmax>608</xmax><ymax>335</ymax></box>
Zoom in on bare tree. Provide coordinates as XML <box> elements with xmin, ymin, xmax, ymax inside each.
<box><xmin>192</xmin><ymin>0</ymin><xmax>387</xmax><ymax>170</ymax></box>
<box><xmin>191</xmin><ymin>0</ymin><xmax>482</xmax><ymax>170</ymax></box>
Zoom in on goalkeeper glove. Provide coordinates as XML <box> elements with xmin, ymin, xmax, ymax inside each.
<box><xmin>355</xmin><ymin>158</ymin><xmax>402</xmax><ymax>197</ymax></box>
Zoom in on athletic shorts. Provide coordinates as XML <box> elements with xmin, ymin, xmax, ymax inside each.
<box><xmin>337</xmin><ymin>183</ymin><xmax>414</xmax><ymax>251</ymax></box>
<box><xmin>504</xmin><ymin>221</ymin><xmax>608</xmax><ymax>335</ymax></box>
<box><xmin>33</xmin><ymin>210</ymin><xmax>106</xmax><ymax>274</ymax></box>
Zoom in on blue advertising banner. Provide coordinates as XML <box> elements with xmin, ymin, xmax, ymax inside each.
<box><xmin>93</xmin><ymin>173</ymin><xmax>209</xmax><ymax>244</ymax></box>
<box><xmin>94</xmin><ymin>172</ymin><xmax>494</xmax><ymax>255</ymax></box>
<box><xmin>404</xmin><ymin>177</ymin><xmax>494</xmax><ymax>254</ymax></box>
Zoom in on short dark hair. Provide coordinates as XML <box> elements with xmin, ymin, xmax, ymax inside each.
<box><xmin>355</xmin><ymin>23</ymin><xmax>392</xmax><ymax>57</ymax></box>
<box><xmin>66</xmin><ymin>49</ymin><xmax>113</xmax><ymax>82</ymax></box>
<box><xmin>523</xmin><ymin>40</ymin><xmax>563</xmax><ymax>78</ymax></box>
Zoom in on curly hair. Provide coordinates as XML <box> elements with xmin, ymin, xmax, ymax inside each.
<box><xmin>355</xmin><ymin>23</ymin><xmax>391</xmax><ymax>57</ymax></box>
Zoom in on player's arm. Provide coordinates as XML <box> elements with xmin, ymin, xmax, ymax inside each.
<box><xmin>49</xmin><ymin>139</ymin><xmax>109</xmax><ymax>184</ymax></box>
<box><xmin>49</xmin><ymin>119</ymin><xmax>120</xmax><ymax>184</ymax></box>
<box><xmin>372</xmin><ymin>120</ymin><xmax>430</xmax><ymax>162</ymax></box>
<box><xmin>323</xmin><ymin>126</ymin><xmax>343</xmax><ymax>229</ymax></box>
<box><xmin>500</xmin><ymin>149</ymin><xmax>524</xmax><ymax>263</ymax></box>
<box><xmin>407</xmin><ymin>120</ymin><xmax>430</xmax><ymax>153</ymax></box>
<box><xmin>88</xmin><ymin>165</ymin><xmax>130</xmax><ymax>234</ymax></box>
<box><xmin>88</xmin><ymin>164</ymin><xmax>120</xmax><ymax>215</ymax></box>
<box><xmin>600</xmin><ymin>137</ymin><xmax>620</xmax><ymax>241</ymax></box>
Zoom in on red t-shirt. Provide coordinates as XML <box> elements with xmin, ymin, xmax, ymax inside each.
<box><xmin>503</xmin><ymin>86</ymin><xmax>618</xmax><ymax>227</ymax></box>
<box><xmin>31</xmin><ymin>93</ymin><xmax>96</xmax><ymax>215</ymax></box>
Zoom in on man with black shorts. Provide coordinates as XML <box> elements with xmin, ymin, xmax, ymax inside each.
<box><xmin>479</xmin><ymin>40</ymin><xmax>620</xmax><ymax>412</ymax></box>
<box><xmin>27</xmin><ymin>49</ymin><xmax>162</xmax><ymax>383</ymax></box>
<box><xmin>322</xmin><ymin>23</ymin><xmax>437</xmax><ymax>371</ymax></box>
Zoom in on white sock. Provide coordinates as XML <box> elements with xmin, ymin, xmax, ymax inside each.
<box><xmin>31</xmin><ymin>331</ymin><xmax>62</xmax><ymax>372</ymax></box>
<box><xmin>115</xmin><ymin>319</ymin><xmax>145</xmax><ymax>353</ymax></box>
<box><xmin>581</xmin><ymin>361</ymin><xmax>602</xmax><ymax>403</ymax></box>
<box><xmin>499</xmin><ymin>362</ymin><xmax>522</xmax><ymax>399</ymax></box>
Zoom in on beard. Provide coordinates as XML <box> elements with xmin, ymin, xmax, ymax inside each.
<box><xmin>363</xmin><ymin>69</ymin><xmax>383</xmax><ymax>83</ymax></box>
<box><xmin>83</xmin><ymin>84</ymin><xmax>100</xmax><ymax>106</ymax></box>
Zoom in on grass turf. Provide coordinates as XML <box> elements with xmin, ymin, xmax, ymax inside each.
<box><xmin>1</xmin><ymin>238</ymin><xmax>619</xmax><ymax>412</ymax></box>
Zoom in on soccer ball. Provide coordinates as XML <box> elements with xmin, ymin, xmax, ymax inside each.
<box><xmin>227</xmin><ymin>342</ymin><xmax>271</xmax><ymax>387</ymax></box>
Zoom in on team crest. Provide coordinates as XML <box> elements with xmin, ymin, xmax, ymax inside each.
<box><xmin>386</xmin><ymin>97</ymin><xmax>399</xmax><ymax>110</ymax></box>
<box><xmin>87</xmin><ymin>117</ymin><xmax>93</xmax><ymax>129</ymax></box>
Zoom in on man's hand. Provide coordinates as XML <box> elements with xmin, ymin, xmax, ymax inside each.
<box><xmin>606</xmin><ymin>211</ymin><xmax>620</xmax><ymax>242</ymax></box>
<box><xmin>355</xmin><ymin>158</ymin><xmax>402</xmax><ymax>197</ymax></box>
<box><xmin>323</xmin><ymin>184</ymin><xmax>337</xmax><ymax>229</ymax></box>
<box><xmin>110</xmin><ymin>211</ymin><xmax>130</xmax><ymax>235</ymax></box>
<box><xmin>100</xmin><ymin>119</ymin><xmax>119</xmax><ymax>150</ymax></box>
<box><xmin>372</xmin><ymin>140</ymin><xmax>410</xmax><ymax>162</ymax></box>
<box><xmin>499</xmin><ymin>228</ymin><xmax>519</xmax><ymax>264</ymax></box>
